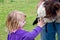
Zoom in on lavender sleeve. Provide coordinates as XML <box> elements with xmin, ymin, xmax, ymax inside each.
<box><xmin>23</xmin><ymin>26</ymin><xmax>42</xmax><ymax>40</ymax></box>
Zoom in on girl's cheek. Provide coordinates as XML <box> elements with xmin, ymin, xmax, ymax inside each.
<box><xmin>24</xmin><ymin>21</ymin><xmax>26</xmax><ymax>24</ymax></box>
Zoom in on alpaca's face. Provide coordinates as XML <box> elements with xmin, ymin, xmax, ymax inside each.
<box><xmin>33</xmin><ymin>1</ymin><xmax>60</xmax><ymax>25</ymax></box>
<box><xmin>33</xmin><ymin>2</ymin><xmax>46</xmax><ymax>25</ymax></box>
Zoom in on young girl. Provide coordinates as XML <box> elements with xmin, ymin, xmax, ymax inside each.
<box><xmin>6</xmin><ymin>10</ymin><xmax>45</xmax><ymax>40</ymax></box>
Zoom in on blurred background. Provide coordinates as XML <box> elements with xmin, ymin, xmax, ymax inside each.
<box><xmin>0</xmin><ymin>0</ymin><xmax>41</xmax><ymax>40</ymax></box>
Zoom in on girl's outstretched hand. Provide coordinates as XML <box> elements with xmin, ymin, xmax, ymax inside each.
<box><xmin>37</xmin><ymin>18</ymin><xmax>45</xmax><ymax>28</ymax></box>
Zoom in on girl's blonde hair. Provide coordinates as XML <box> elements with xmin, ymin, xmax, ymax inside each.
<box><xmin>6</xmin><ymin>10</ymin><xmax>26</xmax><ymax>32</ymax></box>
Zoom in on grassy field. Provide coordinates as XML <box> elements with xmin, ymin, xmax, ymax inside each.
<box><xmin>0</xmin><ymin>0</ymin><xmax>41</xmax><ymax>40</ymax></box>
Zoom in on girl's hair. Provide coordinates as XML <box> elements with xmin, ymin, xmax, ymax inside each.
<box><xmin>6</xmin><ymin>10</ymin><xmax>26</xmax><ymax>32</ymax></box>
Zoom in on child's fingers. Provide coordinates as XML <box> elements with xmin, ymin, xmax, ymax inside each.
<box><xmin>38</xmin><ymin>18</ymin><xmax>45</xmax><ymax>25</ymax></box>
<box><xmin>38</xmin><ymin>18</ymin><xmax>43</xmax><ymax>22</ymax></box>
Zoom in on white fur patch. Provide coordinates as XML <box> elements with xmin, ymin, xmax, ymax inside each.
<box><xmin>37</xmin><ymin>2</ymin><xmax>54</xmax><ymax>23</ymax></box>
<box><xmin>37</xmin><ymin>1</ymin><xmax>60</xmax><ymax>23</ymax></box>
<box><xmin>37</xmin><ymin>2</ymin><xmax>46</xmax><ymax>17</ymax></box>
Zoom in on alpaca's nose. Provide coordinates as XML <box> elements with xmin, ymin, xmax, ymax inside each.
<box><xmin>33</xmin><ymin>17</ymin><xmax>39</xmax><ymax>25</ymax></box>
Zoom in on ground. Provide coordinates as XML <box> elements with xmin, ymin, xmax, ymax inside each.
<box><xmin>0</xmin><ymin>0</ymin><xmax>41</xmax><ymax>40</ymax></box>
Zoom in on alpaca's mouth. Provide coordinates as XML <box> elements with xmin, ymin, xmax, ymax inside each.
<box><xmin>33</xmin><ymin>17</ymin><xmax>39</xmax><ymax>25</ymax></box>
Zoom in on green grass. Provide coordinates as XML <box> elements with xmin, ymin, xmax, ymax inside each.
<box><xmin>0</xmin><ymin>0</ymin><xmax>41</xmax><ymax>40</ymax></box>
<box><xmin>0</xmin><ymin>0</ymin><xmax>4</xmax><ymax>3</ymax></box>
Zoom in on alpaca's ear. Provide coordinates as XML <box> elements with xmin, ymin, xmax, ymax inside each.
<box><xmin>54</xmin><ymin>2</ymin><xmax>60</xmax><ymax>10</ymax></box>
<box><xmin>33</xmin><ymin>17</ymin><xmax>39</xmax><ymax>25</ymax></box>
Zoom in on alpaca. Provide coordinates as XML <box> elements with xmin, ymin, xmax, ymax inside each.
<box><xmin>33</xmin><ymin>1</ymin><xmax>60</xmax><ymax>25</ymax></box>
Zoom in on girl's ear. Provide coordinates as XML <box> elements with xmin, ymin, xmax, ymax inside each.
<box><xmin>33</xmin><ymin>17</ymin><xmax>39</xmax><ymax>25</ymax></box>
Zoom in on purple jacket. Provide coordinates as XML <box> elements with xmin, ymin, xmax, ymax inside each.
<box><xmin>7</xmin><ymin>26</ymin><xmax>42</xmax><ymax>40</ymax></box>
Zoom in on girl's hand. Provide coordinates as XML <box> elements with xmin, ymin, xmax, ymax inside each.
<box><xmin>37</xmin><ymin>18</ymin><xmax>45</xmax><ymax>28</ymax></box>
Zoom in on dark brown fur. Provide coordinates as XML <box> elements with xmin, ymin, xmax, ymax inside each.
<box><xmin>44</xmin><ymin>1</ymin><xmax>60</xmax><ymax>18</ymax></box>
<box><xmin>33</xmin><ymin>1</ymin><xmax>60</xmax><ymax>25</ymax></box>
